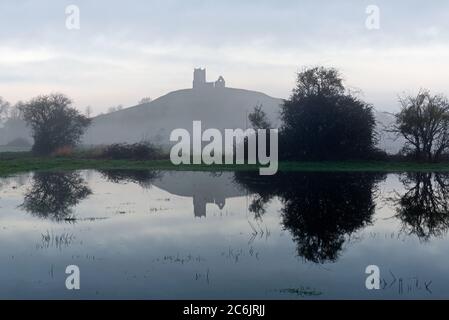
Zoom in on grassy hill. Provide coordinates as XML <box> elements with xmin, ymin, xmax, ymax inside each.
<box><xmin>83</xmin><ymin>87</ymin><xmax>283</xmax><ymax>146</ymax></box>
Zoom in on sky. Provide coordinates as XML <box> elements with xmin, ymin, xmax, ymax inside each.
<box><xmin>0</xmin><ymin>0</ymin><xmax>448</xmax><ymax>114</ymax></box>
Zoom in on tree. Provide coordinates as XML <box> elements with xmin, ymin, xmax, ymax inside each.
<box><xmin>0</xmin><ymin>97</ymin><xmax>10</xmax><ymax>123</ymax></box>
<box><xmin>247</xmin><ymin>104</ymin><xmax>272</xmax><ymax>163</ymax></box>
<box><xmin>393</xmin><ymin>90</ymin><xmax>449</xmax><ymax>162</ymax></box>
<box><xmin>280</xmin><ymin>66</ymin><xmax>377</xmax><ymax>160</ymax></box>
<box><xmin>9</xmin><ymin>101</ymin><xmax>24</xmax><ymax>120</ymax></box>
<box><xmin>248</xmin><ymin>104</ymin><xmax>271</xmax><ymax>130</ymax></box>
<box><xmin>20</xmin><ymin>93</ymin><xmax>91</xmax><ymax>155</ymax></box>
<box><xmin>107</xmin><ymin>104</ymin><xmax>123</xmax><ymax>114</ymax></box>
<box><xmin>139</xmin><ymin>96</ymin><xmax>152</xmax><ymax>104</ymax></box>
<box><xmin>292</xmin><ymin>66</ymin><xmax>344</xmax><ymax>99</ymax></box>
<box><xmin>85</xmin><ymin>105</ymin><xmax>93</xmax><ymax>118</ymax></box>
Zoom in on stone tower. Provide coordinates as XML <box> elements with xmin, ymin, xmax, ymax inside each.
<box><xmin>193</xmin><ymin>68</ymin><xmax>207</xmax><ymax>88</ymax></box>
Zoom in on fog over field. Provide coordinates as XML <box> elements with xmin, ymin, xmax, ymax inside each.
<box><xmin>0</xmin><ymin>69</ymin><xmax>403</xmax><ymax>153</ymax></box>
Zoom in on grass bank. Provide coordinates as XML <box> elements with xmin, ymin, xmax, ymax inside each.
<box><xmin>2</xmin><ymin>152</ymin><xmax>449</xmax><ymax>176</ymax></box>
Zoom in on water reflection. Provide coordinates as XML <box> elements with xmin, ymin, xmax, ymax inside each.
<box><xmin>235</xmin><ymin>172</ymin><xmax>385</xmax><ymax>263</ymax></box>
<box><xmin>394</xmin><ymin>172</ymin><xmax>449</xmax><ymax>240</ymax></box>
<box><xmin>152</xmin><ymin>171</ymin><xmax>246</xmax><ymax>217</ymax></box>
<box><xmin>20</xmin><ymin>172</ymin><xmax>92</xmax><ymax>221</ymax></box>
<box><xmin>18</xmin><ymin>169</ymin><xmax>449</xmax><ymax>261</ymax></box>
<box><xmin>99</xmin><ymin>169</ymin><xmax>161</xmax><ymax>188</ymax></box>
<box><xmin>2</xmin><ymin>169</ymin><xmax>449</xmax><ymax>298</ymax></box>
<box><xmin>99</xmin><ymin>170</ymin><xmax>247</xmax><ymax>218</ymax></box>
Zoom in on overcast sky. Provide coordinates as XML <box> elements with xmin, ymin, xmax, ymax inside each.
<box><xmin>0</xmin><ymin>0</ymin><xmax>448</xmax><ymax>114</ymax></box>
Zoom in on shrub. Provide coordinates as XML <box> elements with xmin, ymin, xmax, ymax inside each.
<box><xmin>52</xmin><ymin>146</ymin><xmax>74</xmax><ymax>157</ymax></box>
<box><xmin>100</xmin><ymin>142</ymin><xmax>165</xmax><ymax>160</ymax></box>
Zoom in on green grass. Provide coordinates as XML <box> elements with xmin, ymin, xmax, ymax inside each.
<box><xmin>2</xmin><ymin>153</ymin><xmax>449</xmax><ymax>176</ymax></box>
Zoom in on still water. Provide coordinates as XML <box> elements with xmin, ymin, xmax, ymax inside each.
<box><xmin>0</xmin><ymin>169</ymin><xmax>448</xmax><ymax>299</ymax></box>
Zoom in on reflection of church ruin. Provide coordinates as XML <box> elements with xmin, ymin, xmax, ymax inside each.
<box><xmin>193</xmin><ymin>68</ymin><xmax>225</xmax><ymax>89</ymax></box>
<box><xmin>152</xmin><ymin>172</ymin><xmax>245</xmax><ymax>218</ymax></box>
<box><xmin>193</xmin><ymin>194</ymin><xmax>226</xmax><ymax>218</ymax></box>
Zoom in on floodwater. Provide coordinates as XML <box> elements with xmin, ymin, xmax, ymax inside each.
<box><xmin>0</xmin><ymin>169</ymin><xmax>448</xmax><ymax>299</ymax></box>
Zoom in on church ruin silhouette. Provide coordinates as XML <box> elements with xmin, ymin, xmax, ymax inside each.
<box><xmin>193</xmin><ymin>68</ymin><xmax>226</xmax><ymax>89</ymax></box>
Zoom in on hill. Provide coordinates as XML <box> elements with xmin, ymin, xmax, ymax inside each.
<box><xmin>0</xmin><ymin>85</ymin><xmax>404</xmax><ymax>154</ymax></box>
<box><xmin>83</xmin><ymin>87</ymin><xmax>283</xmax><ymax>146</ymax></box>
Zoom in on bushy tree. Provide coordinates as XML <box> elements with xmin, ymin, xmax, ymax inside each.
<box><xmin>280</xmin><ymin>66</ymin><xmax>377</xmax><ymax>160</ymax></box>
<box><xmin>20</xmin><ymin>93</ymin><xmax>91</xmax><ymax>155</ymax></box>
<box><xmin>393</xmin><ymin>90</ymin><xmax>449</xmax><ymax>161</ymax></box>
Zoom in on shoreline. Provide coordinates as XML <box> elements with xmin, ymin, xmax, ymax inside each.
<box><xmin>2</xmin><ymin>155</ymin><xmax>449</xmax><ymax>176</ymax></box>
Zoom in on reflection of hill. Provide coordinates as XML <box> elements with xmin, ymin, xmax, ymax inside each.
<box><xmin>375</xmin><ymin>111</ymin><xmax>404</xmax><ymax>154</ymax></box>
<box><xmin>83</xmin><ymin>87</ymin><xmax>282</xmax><ymax>146</ymax></box>
<box><xmin>153</xmin><ymin>171</ymin><xmax>246</xmax><ymax>217</ymax></box>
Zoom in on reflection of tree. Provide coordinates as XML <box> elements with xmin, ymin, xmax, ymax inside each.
<box><xmin>235</xmin><ymin>172</ymin><xmax>383</xmax><ymax>263</ymax></box>
<box><xmin>234</xmin><ymin>174</ymin><xmax>274</xmax><ymax>219</ymax></box>
<box><xmin>395</xmin><ymin>172</ymin><xmax>449</xmax><ymax>240</ymax></box>
<box><xmin>99</xmin><ymin>170</ymin><xmax>161</xmax><ymax>188</ymax></box>
<box><xmin>20</xmin><ymin>172</ymin><xmax>91</xmax><ymax>221</ymax></box>
<box><xmin>248</xmin><ymin>195</ymin><xmax>270</xmax><ymax>219</ymax></box>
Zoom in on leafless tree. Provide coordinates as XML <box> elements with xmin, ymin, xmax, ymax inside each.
<box><xmin>393</xmin><ymin>90</ymin><xmax>449</xmax><ymax>161</ymax></box>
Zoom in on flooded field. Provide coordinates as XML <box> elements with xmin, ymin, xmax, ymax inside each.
<box><xmin>0</xmin><ymin>170</ymin><xmax>448</xmax><ymax>299</ymax></box>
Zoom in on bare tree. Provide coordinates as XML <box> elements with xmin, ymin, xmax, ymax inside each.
<box><xmin>9</xmin><ymin>101</ymin><xmax>25</xmax><ymax>120</ymax></box>
<box><xmin>107</xmin><ymin>104</ymin><xmax>123</xmax><ymax>114</ymax></box>
<box><xmin>85</xmin><ymin>106</ymin><xmax>93</xmax><ymax>118</ymax></box>
<box><xmin>393</xmin><ymin>90</ymin><xmax>449</xmax><ymax>161</ymax></box>
<box><xmin>139</xmin><ymin>96</ymin><xmax>152</xmax><ymax>104</ymax></box>
<box><xmin>248</xmin><ymin>104</ymin><xmax>271</xmax><ymax>130</ymax></box>
<box><xmin>0</xmin><ymin>97</ymin><xmax>10</xmax><ymax>123</ymax></box>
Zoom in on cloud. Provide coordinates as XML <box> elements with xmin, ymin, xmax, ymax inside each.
<box><xmin>0</xmin><ymin>0</ymin><xmax>447</xmax><ymax>112</ymax></box>
<box><xmin>0</xmin><ymin>46</ymin><xmax>57</xmax><ymax>65</ymax></box>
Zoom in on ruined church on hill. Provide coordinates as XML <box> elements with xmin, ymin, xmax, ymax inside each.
<box><xmin>192</xmin><ymin>68</ymin><xmax>226</xmax><ymax>89</ymax></box>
